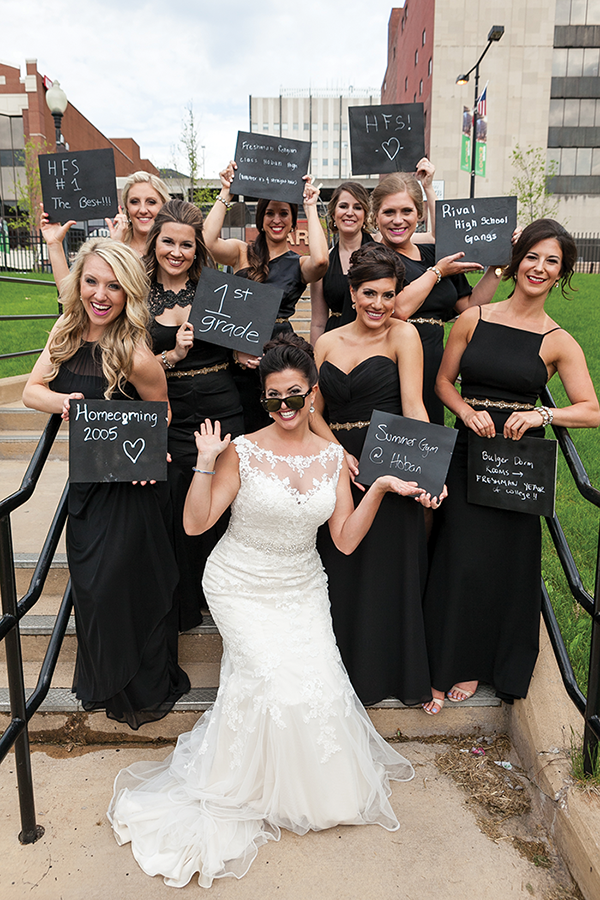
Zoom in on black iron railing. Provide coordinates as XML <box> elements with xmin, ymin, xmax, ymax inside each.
<box><xmin>0</xmin><ymin>414</ymin><xmax>71</xmax><ymax>843</ymax></box>
<box><xmin>541</xmin><ymin>385</ymin><xmax>600</xmax><ymax>774</ymax></box>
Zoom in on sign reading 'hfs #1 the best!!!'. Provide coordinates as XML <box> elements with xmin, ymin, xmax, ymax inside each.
<box><xmin>39</xmin><ymin>148</ymin><xmax>118</xmax><ymax>224</ymax></box>
<box><xmin>69</xmin><ymin>399</ymin><xmax>168</xmax><ymax>483</ymax></box>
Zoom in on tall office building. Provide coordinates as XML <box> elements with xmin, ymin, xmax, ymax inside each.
<box><xmin>382</xmin><ymin>0</ymin><xmax>600</xmax><ymax>229</ymax></box>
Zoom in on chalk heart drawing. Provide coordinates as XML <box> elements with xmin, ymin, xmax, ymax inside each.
<box><xmin>123</xmin><ymin>438</ymin><xmax>145</xmax><ymax>464</ymax></box>
<box><xmin>381</xmin><ymin>138</ymin><xmax>401</xmax><ymax>161</ymax></box>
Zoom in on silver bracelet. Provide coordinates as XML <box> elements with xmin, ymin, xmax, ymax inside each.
<box><xmin>427</xmin><ymin>265</ymin><xmax>442</xmax><ymax>284</ymax></box>
<box><xmin>217</xmin><ymin>196</ymin><xmax>233</xmax><ymax>209</ymax></box>
<box><xmin>192</xmin><ymin>467</ymin><xmax>216</xmax><ymax>475</ymax></box>
<box><xmin>161</xmin><ymin>350</ymin><xmax>175</xmax><ymax>370</ymax></box>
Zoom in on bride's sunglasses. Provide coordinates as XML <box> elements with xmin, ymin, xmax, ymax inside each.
<box><xmin>260</xmin><ymin>388</ymin><xmax>313</xmax><ymax>413</ymax></box>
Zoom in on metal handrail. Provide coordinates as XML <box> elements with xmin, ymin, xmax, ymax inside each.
<box><xmin>0</xmin><ymin>413</ymin><xmax>69</xmax><ymax>843</ymax></box>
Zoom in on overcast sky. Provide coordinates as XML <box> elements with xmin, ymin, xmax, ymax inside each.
<box><xmin>3</xmin><ymin>1</ymin><xmax>396</xmax><ymax>177</ymax></box>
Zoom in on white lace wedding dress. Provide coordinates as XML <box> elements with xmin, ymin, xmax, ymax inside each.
<box><xmin>108</xmin><ymin>437</ymin><xmax>414</xmax><ymax>888</ymax></box>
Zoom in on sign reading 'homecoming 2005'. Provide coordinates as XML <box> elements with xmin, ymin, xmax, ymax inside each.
<box><xmin>39</xmin><ymin>148</ymin><xmax>118</xmax><ymax>224</ymax></box>
<box><xmin>467</xmin><ymin>433</ymin><xmax>557</xmax><ymax>517</ymax></box>
<box><xmin>435</xmin><ymin>196</ymin><xmax>518</xmax><ymax>267</ymax></box>
<box><xmin>348</xmin><ymin>103</ymin><xmax>425</xmax><ymax>176</ymax></box>
<box><xmin>188</xmin><ymin>268</ymin><xmax>283</xmax><ymax>354</ymax></box>
<box><xmin>232</xmin><ymin>131</ymin><xmax>311</xmax><ymax>205</ymax></box>
<box><xmin>358</xmin><ymin>410</ymin><xmax>458</xmax><ymax>498</ymax></box>
<box><xmin>69</xmin><ymin>399</ymin><xmax>168</xmax><ymax>483</ymax></box>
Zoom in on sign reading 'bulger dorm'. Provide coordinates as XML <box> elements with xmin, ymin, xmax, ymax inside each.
<box><xmin>232</xmin><ymin>131</ymin><xmax>311</xmax><ymax>205</ymax></box>
<box><xmin>69</xmin><ymin>399</ymin><xmax>168</xmax><ymax>483</ymax></box>
<box><xmin>39</xmin><ymin>148</ymin><xmax>118</xmax><ymax>224</ymax></box>
<box><xmin>358</xmin><ymin>409</ymin><xmax>458</xmax><ymax>499</ymax></box>
<box><xmin>435</xmin><ymin>196</ymin><xmax>518</xmax><ymax>267</ymax></box>
<box><xmin>467</xmin><ymin>432</ymin><xmax>557</xmax><ymax>517</ymax></box>
<box><xmin>348</xmin><ymin>103</ymin><xmax>425</xmax><ymax>176</ymax></box>
<box><xmin>187</xmin><ymin>268</ymin><xmax>283</xmax><ymax>354</ymax></box>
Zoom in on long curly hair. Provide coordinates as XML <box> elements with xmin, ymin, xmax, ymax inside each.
<box><xmin>121</xmin><ymin>171</ymin><xmax>170</xmax><ymax>244</ymax></box>
<box><xmin>45</xmin><ymin>239</ymin><xmax>150</xmax><ymax>399</ymax></box>
<box><xmin>246</xmin><ymin>199</ymin><xmax>298</xmax><ymax>283</ymax></box>
<box><xmin>144</xmin><ymin>199</ymin><xmax>212</xmax><ymax>284</ymax></box>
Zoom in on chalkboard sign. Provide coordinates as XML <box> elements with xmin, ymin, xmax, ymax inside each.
<box><xmin>435</xmin><ymin>196</ymin><xmax>517</xmax><ymax>267</ymax></box>
<box><xmin>232</xmin><ymin>131</ymin><xmax>311</xmax><ymax>204</ymax></box>
<box><xmin>69</xmin><ymin>399</ymin><xmax>168</xmax><ymax>483</ymax></box>
<box><xmin>187</xmin><ymin>268</ymin><xmax>283</xmax><ymax>353</ymax></box>
<box><xmin>39</xmin><ymin>148</ymin><xmax>118</xmax><ymax>224</ymax></box>
<box><xmin>357</xmin><ymin>409</ymin><xmax>457</xmax><ymax>498</ymax></box>
<box><xmin>348</xmin><ymin>104</ymin><xmax>425</xmax><ymax>176</ymax></box>
<box><xmin>467</xmin><ymin>433</ymin><xmax>557</xmax><ymax>516</ymax></box>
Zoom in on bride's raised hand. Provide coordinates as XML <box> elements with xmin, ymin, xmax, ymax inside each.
<box><xmin>374</xmin><ymin>475</ymin><xmax>425</xmax><ymax>498</ymax></box>
<box><xmin>193</xmin><ymin>418</ymin><xmax>231</xmax><ymax>463</ymax></box>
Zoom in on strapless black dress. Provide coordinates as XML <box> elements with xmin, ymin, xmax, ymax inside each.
<box><xmin>317</xmin><ymin>355</ymin><xmax>431</xmax><ymax>706</ymax></box>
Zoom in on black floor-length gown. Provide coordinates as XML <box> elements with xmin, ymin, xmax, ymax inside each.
<box><xmin>317</xmin><ymin>355</ymin><xmax>431</xmax><ymax>706</ymax></box>
<box><xmin>423</xmin><ymin>315</ymin><xmax>557</xmax><ymax>700</ymax></box>
<box><xmin>51</xmin><ymin>342</ymin><xmax>190</xmax><ymax>728</ymax></box>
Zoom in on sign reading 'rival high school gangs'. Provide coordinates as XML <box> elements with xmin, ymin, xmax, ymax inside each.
<box><xmin>435</xmin><ymin>196</ymin><xmax>517</xmax><ymax>267</ymax></box>
<box><xmin>39</xmin><ymin>148</ymin><xmax>118</xmax><ymax>224</ymax></box>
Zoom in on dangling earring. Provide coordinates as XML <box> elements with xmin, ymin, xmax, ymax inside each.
<box><xmin>310</xmin><ymin>405</ymin><xmax>315</xmax><ymax>413</ymax></box>
<box><xmin>553</xmin><ymin>281</ymin><xmax>559</xmax><ymax>289</ymax></box>
<box><xmin>194</xmin><ymin>254</ymin><xmax>197</xmax><ymax>260</ymax></box>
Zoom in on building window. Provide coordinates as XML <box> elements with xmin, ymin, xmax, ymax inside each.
<box><xmin>405</xmin><ymin>76</ymin><xmax>408</xmax><ymax>92</ymax></box>
<box><xmin>323</xmin><ymin>159</ymin><xmax>328</xmax><ymax>167</ymax></box>
<box><xmin>413</xmin><ymin>93</ymin><xmax>417</xmax><ymax>102</ymax></box>
<box><xmin>323</xmin><ymin>123</ymin><xmax>328</xmax><ymax>131</ymax></box>
<box><xmin>333</xmin><ymin>141</ymin><xmax>339</xmax><ymax>149</ymax></box>
<box><xmin>415</xmin><ymin>49</ymin><xmax>418</xmax><ymax>66</ymax></box>
<box><xmin>342</xmin><ymin>123</ymin><xmax>348</xmax><ymax>130</ymax></box>
<box><xmin>428</xmin><ymin>58</ymin><xmax>432</xmax><ymax>77</ymax></box>
<box><xmin>293</xmin><ymin>122</ymin><xmax>299</xmax><ymax>130</ymax></box>
<box><xmin>304</xmin><ymin>123</ymin><xmax>310</xmax><ymax>130</ymax></box>
<box><xmin>549</xmin><ymin>98</ymin><xmax>564</xmax><ymax>126</ymax></box>
<box><xmin>323</xmin><ymin>141</ymin><xmax>328</xmax><ymax>149</ymax></box>
<box><xmin>274</xmin><ymin>122</ymin><xmax>279</xmax><ymax>130</ymax></box>
<box><xmin>393</xmin><ymin>47</ymin><xmax>396</xmax><ymax>60</ymax></box>
<box><xmin>333</xmin><ymin>122</ymin><xmax>340</xmax><ymax>130</ymax></box>
<box><xmin>567</xmin><ymin>47</ymin><xmax>584</xmax><ymax>77</ymax></box>
<box><xmin>312</xmin><ymin>141</ymin><xmax>317</xmax><ymax>148</ymax></box>
<box><xmin>251</xmin><ymin>122</ymin><xmax>258</xmax><ymax>131</ymax></box>
<box><xmin>422</xmin><ymin>28</ymin><xmax>426</xmax><ymax>45</ymax></box>
<box><xmin>552</xmin><ymin>48</ymin><xmax>568</xmax><ymax>77</ymax></box>
<box><xmin>333</xmin><ymin>158</ymin><xmax>339</xmax><ymax>167</ymax></box>
<box><xmin>580</xmin><ymin>98</ymin><xmax>596</xmax><ymax>125</ymax></box>
<box><xmin>342</xmin><ymin>141</ymin><xmax>348</xmax><ymax>148</ymax></box>
<box><xmin>311</xmin><ymin>157</ymin><xmax>318</xmax><ymax>166</ymax></box>
<box><xmin>419</xmin><ymin>80</ymin><xmax>423</xmax><ymax>96</ymax></box>
<box><xmin>583</xmin><ymin>46</ymin><xmax>600</xmax><ymax>76</ymax></box>
<box><xmin>312</xmin><ymin>122</ymin><xmax>319</xmax><ymax>130</ymax></box>
<box><xmin>282</xmin><ymin>123</ymin><xmax>288</xmax><ymax>131</ymax></box>
<box><xmin>262</xmin><ymin>123</ymin><xmax>269</xmax><ymax>131</ymax></box>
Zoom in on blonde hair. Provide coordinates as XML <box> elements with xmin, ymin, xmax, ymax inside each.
<box><xmin>46</xmin><ymin>239</ymin><xmax>150</xmax><ymax>399</ymax></box>
<box><xmin>369</xmin><ymin>172</ymin><xmax>424</xmax><ymax>231</ymax></box>
<box><xmin>121</xmin><ymin>171</ymin><xmax>170</xmax><ymax>244</ymax></box>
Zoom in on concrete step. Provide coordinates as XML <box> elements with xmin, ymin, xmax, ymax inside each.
<box><xmin>15</xmin><ymin>553</ymin><xmax>70</xmax><ymax>596</ymax></box>
<box><xmin>0</xmin><ymin>407</ymin><xmax>65</xmax><ymax>432</ymax></box>
<box><xmin>0</xmin><ymin>430</ymin><xmax>69</xmax><ymax>460</ymax></box>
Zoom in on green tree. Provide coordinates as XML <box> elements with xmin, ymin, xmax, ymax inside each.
<box><xmin>180</xmin><ymin>104</ymin><xmax>219</xmax><ymax>210</ymax></box>
<box><xmin>510</xmin><ymin>144</ymin><xmax>559</xmax><ymax>225</ymax></box>
<box><xmin>16</xmin><ymin>136</ymin><xmax>51</xmax><ymax>232</ymax></box>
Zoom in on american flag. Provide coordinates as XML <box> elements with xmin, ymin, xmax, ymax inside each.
<box><xmin>476</xmin><ymin>83</ymin><xmax>488</xmax><ymax>118</ymax></box>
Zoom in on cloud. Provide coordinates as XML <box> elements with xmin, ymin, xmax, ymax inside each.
<box><xmin>3</xmin><ymin>0</ymin><xmax>389</xmax><ymax>176</ymax></box>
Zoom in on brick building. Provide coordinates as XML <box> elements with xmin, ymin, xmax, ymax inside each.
<box><xmin>0</xmin><ymin>58</ymin><xmax>158</xmax><ymax>219</ymax></box>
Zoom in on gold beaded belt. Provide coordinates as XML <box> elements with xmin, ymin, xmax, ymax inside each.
<box><xmin>275</xmin><ymin>317</ymin><xmax>290</xmax><ymax>324</ymax></box>
<box><xmin>330</xmin><ymin>420</ymin><xmax>371</xmax><ymax>431</ymax></box>
<box><xmin>407</xmin><ymin>317</ymin><xmax>444</xmax><ymax>327</ymax></box>
<box><xmin>166</xmin><ymin>361</ymin><xmax>229</xmax><ymax>379</ymax></box>
<box><xmin>463</xmin><ymin>397</ymin><xmax>535</xmax><ymax>411</ymax></box>
<box><xmin>329</xmin><ymin>311</ymin><xmax>342</xmax><ymax>318</ymax></box>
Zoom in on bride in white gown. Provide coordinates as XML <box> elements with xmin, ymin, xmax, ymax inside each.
<box><xmin>108</xmin><ymin>333</ymin><xmax>430</xmax><ymax>889</ymax></box>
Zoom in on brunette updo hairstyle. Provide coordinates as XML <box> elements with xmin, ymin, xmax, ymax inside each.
<box><xmin>503</xmin><ymin>218</ymin><xmax>577</xmax><ymax>298</ymax></box>
<box><xmin>369</xmin><ymin>172</ymin><xmax>424</xmax><ymax>230</ymax></box>
<box><xmin>327</xmin><ymin>181</ymin><xmax>371</xmax><ymax>233</ymax></box>
<box><xmin>246</xmin><ymin>198</ymin><xmax>299</xmax><ymax>283</ymax></box>
<box><xmin>144</xmin><ymin>199</ymin><xmax>212</xmax><ymax>283</ymax></box>
<box><xmin>259</xmin><ymin>333</ymin><xmax>318</xmax><ymax>389</ymax></box>
<box><xmin>347</xmin><ymin>242</ymin><xmax>406</xmax><ymax>294</ymax></box>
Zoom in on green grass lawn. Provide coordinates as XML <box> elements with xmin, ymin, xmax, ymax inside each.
<box><xmin>0</xmin><ymin>273</ymin><xmax>59</xmax><ymax>377</ymax></box>
<box><xmin>463</xmin><ymin>273</ymin><xmax>600</xmax><ymax>693</ymax></box>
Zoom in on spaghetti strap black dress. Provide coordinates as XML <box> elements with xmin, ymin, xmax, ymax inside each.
<box><xmin>322</xmin><ymin>233</ymin><xmax>374</xmax><ymax>331</ymax></box>
<box><xmin>51</xmin><ymin>342</ymin><xmax>190</xmax><ymax>729</ymax></box>
<box><xmin>316</xmin><ymin>356</ymin><xmax>431</xmax><ymax>707</ymax></box>
<box><xmin>423</xmin><ymin>315</ymin><xmax>557</xmax><ymax>700</ymax></box>
<box><xmin>235</xmin><ymin>250</ymin><xmax>306</xmax><ymax>432</ymax></box>
<box><xmin>400</xmin><ymin>244</ymin><xmax>472</xmax><ymax>425</ymax></box>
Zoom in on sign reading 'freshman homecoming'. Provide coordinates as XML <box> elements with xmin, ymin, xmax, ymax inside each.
<box><xmin>467</xmin><ymin>432</ymin><xmax>557</xmax><ymax>517</ymax></box>
<box><xmin>39</xmin><ymin>148</ymin><xmax>118</xmax><ymax>224</ymax></box>
<box><xmin>232</xmin><ymin>131</ymin><xmax>311</xmax><ymax>205</ymax></box>
<box><xmin>187</xmin><ymin>268</ymin><xmax>283</xmax><ymax>354</ymax></box>
<box><xmin>358</xmin><ymin>409</ymin><xmax>458</xmax><ymax>498</ymax></box>
<box><xmin>435</xmin><ymin>196</ymin><xmax>517</xmax><ymax>267</ymax></box>
<box><xmin>348</xmin><ymin>103</ymin><xmax>425</xmax><ymax>176</ymax></box>
<box><xmin>69</xmin><ymin>399</ymin><xmax>168</xmax><ymax>483</ymax></box>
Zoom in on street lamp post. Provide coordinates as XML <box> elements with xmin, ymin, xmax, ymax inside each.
<box><xmin>45</xmin><ymin>81</ymin><xmax>68</xmax><ymax>150</ymax></box>
<box><xmin>456</xmin><ymin>25</ymin><xmax>504</xmax><ymax>198</ymax></box>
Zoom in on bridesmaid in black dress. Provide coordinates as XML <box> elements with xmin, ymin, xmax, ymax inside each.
<box><xmin>203</xmin><ymin>160</ymin><xmax>328</xmax><ymax>432</ymax></box>
<box><xmin>422</xmin><ymin>219</ymin><xmax>600</xmax><ymax>714</ymax></box>
<box><xmin>312</xmin><ymin>243</ymin><xmax>445</xmax><ymax>707</ymax></box>
<box><xmin>145</xmin><ymin>200</ymin><xmax>244</xmax><ymax>631</ymax></box>
<box><xmin>370</xmin><ymin>172</ymin><xmax>499</xmax><ymax>425</ymax></box>
<box><xmin>23</xmin><ymin>238</ymin><xmax>190</xmax><ymax>728</ymax></box>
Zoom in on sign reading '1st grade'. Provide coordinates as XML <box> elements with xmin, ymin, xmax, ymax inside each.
<box><xmin>187</xmin><ymin>268</ymin><xmax>283</xmax><ymax>354</ymax></box>
<box><xmin>232</xmin><ymin>131</ymin><xmax>311</xmax><ymax>205</ymax></box>
<box><xmin>69</xmin><ymin>399</ymin><xmax>168</xmax><ymax>483</ymax></box>
<box><xmin>435</xmin><ymin>196</ymin><xmax>517</xmax><ymax>267</ymax></box>
<box><xmin>39</xmin><ymin>148</ymin><xmax>118</xmax><ymax>224</ymax></box>
<box><xmin>348</xmin><ymin>103</ymin><xmax>425</xmax><ymax>176</ymax></box>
